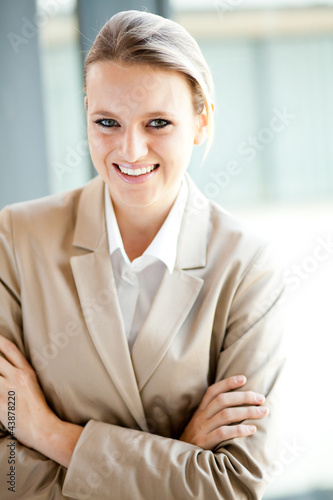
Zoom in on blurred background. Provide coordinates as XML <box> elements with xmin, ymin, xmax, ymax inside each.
<box><xmin>0</xmin><ymin>0</ymin><xmax>332</xmax><ymax>498</ymax></box>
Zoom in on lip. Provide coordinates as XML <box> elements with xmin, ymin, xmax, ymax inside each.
<box><xmin>112</xmin><ymin>163</ymin><xmax>159</xmax><ymax>184</ymax></box>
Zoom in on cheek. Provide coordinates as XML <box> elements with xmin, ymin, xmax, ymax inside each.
<box><xmin>88</xmin><ymin>129</ymin><xmax>113</xmax><ymax>157</ymax></box>
<box><xmin>170</xmin><ymin>127</ymin><xmax>196</xmax><ymax>157</ymax></box>
<box><xmin>160</xmin><ymin>134</ymin><xmax>195</xmax><ymax>177</ymax></box>
<box><xmin>162</xmin><ymin>127</ymin><xmax>194</xmax><ymax>152</ymax></box>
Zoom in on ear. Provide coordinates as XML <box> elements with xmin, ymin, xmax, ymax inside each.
<box><xmin>194</xmin><ymin>110</ymin><xmax>208</xmax><ymax>146</ymax></box>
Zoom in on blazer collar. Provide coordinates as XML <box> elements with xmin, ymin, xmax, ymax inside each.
<box><xmin>72</xmin><ymin>175</ymin><xmax>107</xmax><ymax>252</ymax></box>
<box><xmin>72</xmin><ymin>172</ymin><xmax>210</xmax><ymax>270</ymax></box>
<box><xmin>177</xmin><ymin>172</ymin><xmax>209</xmax><ymax>270</ymax></box>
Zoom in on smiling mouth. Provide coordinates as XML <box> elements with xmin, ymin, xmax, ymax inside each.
<box><xmin>114</xmin><ymin>163</ymin><xmax>160</xmax><ymax>177</ymax></box>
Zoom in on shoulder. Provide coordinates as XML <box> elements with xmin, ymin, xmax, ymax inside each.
<box><xmin>1</xmin><ymin>182</ymin><xmax>84</xmax><ymax>229</ymax></box>
<box><xmin>0</xmin><ymin>176</ymin><xmax>103</xmax><ymax>241</ymax></box>
<box><xmin>210</xmin><ymin>199</ymin><xmax>268</xmax><ymax>255</ymax></box>
<box><xmin>186</xmin><ymin>174</ymin><xmax>271</xmax><ymax>265</ymax></box>
<box><xmin>184</xmin><ymin>175</ymin><xmax>284</xmax><ymax>301</ymax></box>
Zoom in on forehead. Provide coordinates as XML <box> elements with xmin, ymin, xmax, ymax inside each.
<box><xmin>86</xmin><ymin>61</ymin><xmax>194</xmax><ymax>115</ymax></box>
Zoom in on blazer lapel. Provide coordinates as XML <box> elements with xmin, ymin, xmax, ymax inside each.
<box><xmin>70</xmin><ymin>177</ymin><xmax>147</xmax><ymax>430</ymax></box>
<box><xmin>131</xmin><ymin>269</ymin><xmax>204</xmax><ymax>391</ymax></box>
<box><xmin>131</xmin><ymin>174</ymin><xmax>210</xmax><ymax>392</ymax></box>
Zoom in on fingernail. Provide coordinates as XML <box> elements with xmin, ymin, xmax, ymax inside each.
<box><xmin>235</xmin><ymin>375</ymin><xmax>245</xmax><ymax>384</ymax></box>
<box><xmin>256</xmin><ymin>394</ymin><xmax>265</xmax><ymax>403</ymax></box>
<box><xmin>248</xmin><ymin>425</ymin><xmax>256</xmax><ymax>433</ymax></box>
<box><xmin>258</xmin><ymin>407</ymin><xmax>268</xmax><ymax>415</ymax></box>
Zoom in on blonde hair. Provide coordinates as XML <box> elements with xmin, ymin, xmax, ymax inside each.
<box><xmin>84</xmin><ymin>10</ymin><xmax>215</xmax><ymax>158</ymax></box>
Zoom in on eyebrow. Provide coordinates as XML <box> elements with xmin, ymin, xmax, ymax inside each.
<box><xmin>90</xmin><ymin>109</ymin><xmax>178</xmax><ymax>118</ymax></box>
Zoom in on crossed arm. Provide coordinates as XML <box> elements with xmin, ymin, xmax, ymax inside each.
<box><xmin>0</xmin><ymin>334</ymin><xmax>268</xmax><ymax>468</ymax></box>
<box><xmin>0</xmin><ymin>205</ymin><xmax>284</xmax><ymax>498</ymax></box>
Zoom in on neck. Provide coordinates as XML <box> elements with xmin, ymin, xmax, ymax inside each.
<box><xmin>111</xmin><ymin>184</ymin><xmax>181</xmax><ymax>261</ymax></box>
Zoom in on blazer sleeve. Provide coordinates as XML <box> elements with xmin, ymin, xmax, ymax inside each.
<box><xmin>62</xmin><ymin>243</ymin><xmax>286</xmax><ymax>500</ymax></box>
<box><xmin>0</xmin><ymin>207</ymin><xmax>72</xmax><ymax>500</ymax></box>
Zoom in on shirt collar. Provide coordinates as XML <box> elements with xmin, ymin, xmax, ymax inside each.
<box><xmin>104</xmin><ymin>178</ymin><xmax>188</xmax><ymax>274</ymax></box>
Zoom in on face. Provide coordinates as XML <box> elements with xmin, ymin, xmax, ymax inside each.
<box><xmin>85</xmin><ymin>61</ymin><xmax>207</xmax><ymax>214</ymax></box>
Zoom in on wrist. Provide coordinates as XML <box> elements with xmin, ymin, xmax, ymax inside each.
<box><xmin>37</xmin><ymin>415</ymin><xmax>83</xmax><ymax>468</ymax></box>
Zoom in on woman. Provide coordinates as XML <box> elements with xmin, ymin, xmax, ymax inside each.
<box><xmin>0</xmin><ymin>10</ymin><xmax>284</xmax><ymax>500</ymax></box>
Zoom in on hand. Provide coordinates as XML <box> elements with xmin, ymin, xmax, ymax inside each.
<box><xmin>0</xmin><ymin>335</ymin><xmax>83</xmax><ymax>467</ymax></box>
<box><xmin>179</xmin><ymin>375</ymin><xmax>269</xmax><ymax>450</ymax></box>
<box><xmin>0</xmin><ymin>335</ymin><xmax>58</xmax><ymax>449</ymax></box>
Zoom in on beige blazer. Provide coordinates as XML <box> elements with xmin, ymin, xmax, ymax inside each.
<box><xmin>0</xmin><ymin>174</ymin><xmax>285</xmax><ymax>500</ymax></box>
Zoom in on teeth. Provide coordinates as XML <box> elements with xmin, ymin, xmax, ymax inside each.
<box><xmin>117</xmin><ymin>164</ymin><xmax>158</xmax><ymax>176</ymax></box>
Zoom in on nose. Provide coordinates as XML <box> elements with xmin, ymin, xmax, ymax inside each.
<box><xmin>117</xmin><ymin>126</ymin><xmax>149</xmax><ymax>163</ymax></box>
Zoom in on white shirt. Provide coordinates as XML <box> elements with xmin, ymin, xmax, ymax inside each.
<box><xmin>105</xmin><ymin>179</ymin><xmax>188</xmax><ymax>351</ymax></box>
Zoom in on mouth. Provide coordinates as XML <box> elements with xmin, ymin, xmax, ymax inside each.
<box><xmin>113</xmin><ymin>163</ymin><xmax>160</xmax><ymax>177</ymax></box>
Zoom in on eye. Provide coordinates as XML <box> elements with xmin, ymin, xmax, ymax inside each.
<box><xmin>94</xmin><ymin>119</ymin><xmax>119</xmax><ymax>128</ymax></box>
<box><xmin>148</xmin><ymin>119</ymin><xmax>171</xmax><ymax>129</ymax></box>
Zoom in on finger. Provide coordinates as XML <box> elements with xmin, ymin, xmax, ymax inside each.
<box><xmin>199</xmin><ymin>375</ymin><xmax>247</xmax><ymax>410</ymax></box>
<box><xmin>0</xmin><ymin>356</ymin><xmax>16</xmax><ymax>378</ymax></box>
<box><xmin>206</xmin><ymin>406</ymin><xmax>269</xmax><ymax>434</ymax></box>
<box><xmin>0</xmin><ymin>336</ymin><xmax>29</xmax><ymax>370</ymax></box>
<box><xmin>204</xmin><ymin>391</ymin><xmax>265</xmax><ymax>419</ymax></box>
<box><xmin>203</xmin><ymin>424</ymin><xmax>257</xmax><ymax>450</ymax></box>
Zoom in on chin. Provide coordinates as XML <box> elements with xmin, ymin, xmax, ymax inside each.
<box><xmin>111</xmin><ymin>187</ymin><xmax>159</xmax><ymax>207</ymax></box>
